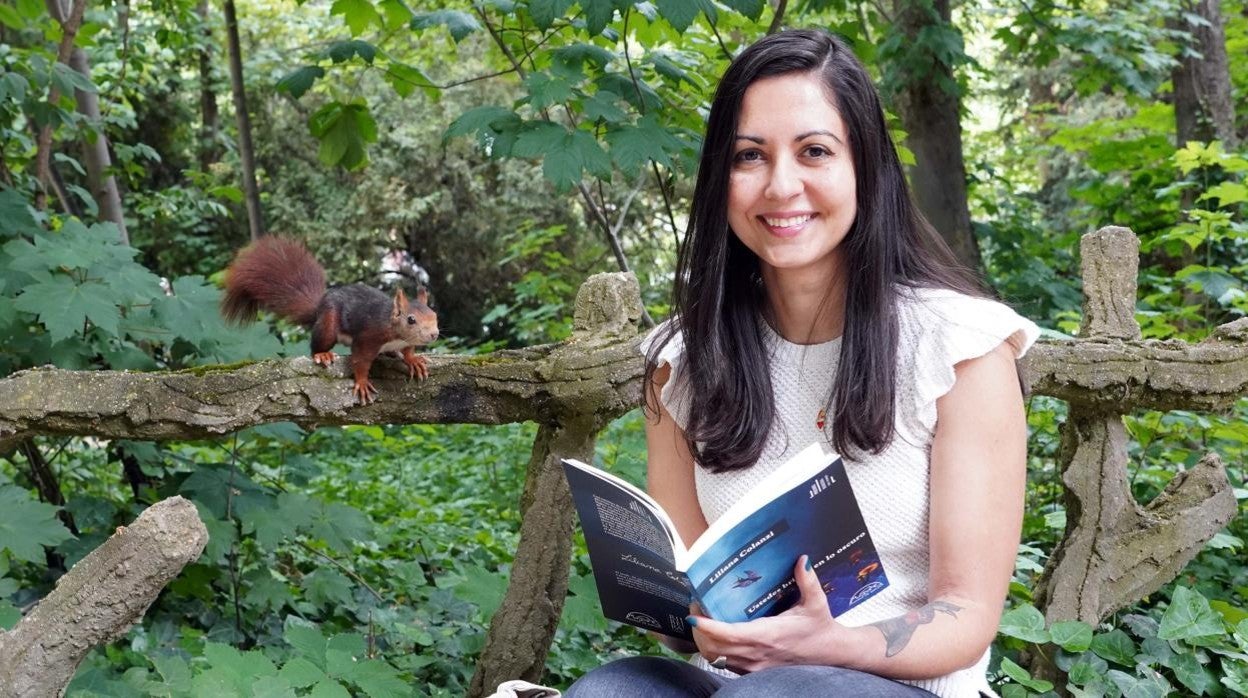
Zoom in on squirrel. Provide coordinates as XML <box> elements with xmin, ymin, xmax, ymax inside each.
<box><xmin>221</xmin><ymin>236</ymin><xmax>439</xmax><ymax>404</ymax></box>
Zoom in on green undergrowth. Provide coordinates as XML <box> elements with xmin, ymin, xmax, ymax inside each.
<box><xmin>1</xmin><ymin>399</ymin><xmax>1245</xmax><ymax>696</ymax></box>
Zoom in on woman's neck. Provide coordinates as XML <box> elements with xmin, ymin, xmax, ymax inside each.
<box><xmin>759</xmin><ymin>264</ymin><xmax>846</xmax><ymax>345</ymax></box>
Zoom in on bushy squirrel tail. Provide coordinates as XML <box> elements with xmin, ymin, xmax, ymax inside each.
<box><xmin>221</xmin><ymin>236</ymin><xmax>327</xmax><ymax>327</ymax></box>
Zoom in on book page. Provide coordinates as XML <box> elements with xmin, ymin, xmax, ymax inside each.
<box><xmin>562</xmin><ymin>460</ymin><xmax>696</xmax><ymax>640</ymax></box>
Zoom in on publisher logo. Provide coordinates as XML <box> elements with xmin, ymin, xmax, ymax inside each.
<box><xmin>669</xmin><ymin>615</ymin><xmax>687</xmax><ymax>635</ymax></box>
<box><xmin>850</xmin><ymin>580</ymin><xmax>886</xmax><ymax>605</ymax></box>
<box><xmin>625</xmin><ymin>611</ymin><xmax>661</xmax><ymax>629</ymax></box>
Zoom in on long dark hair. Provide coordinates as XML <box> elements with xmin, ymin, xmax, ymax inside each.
<box><xmin>645</xmin><ymin>29</ymin><xmax>984</xmax><ymax>473</ymax></box>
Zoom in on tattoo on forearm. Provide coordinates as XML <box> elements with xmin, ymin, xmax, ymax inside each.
<box><xmin>870</xmin><ymin>601</ymin><xmax>963</xmax><ymax>657</ymax></box>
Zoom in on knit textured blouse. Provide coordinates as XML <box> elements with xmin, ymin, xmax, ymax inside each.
<box><xmin>640</xmin><ymin>287</ymin><xmax>1040</xmax><ymax>697</ymax></box>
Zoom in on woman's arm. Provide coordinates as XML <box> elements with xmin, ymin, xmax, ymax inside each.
<box><xmin>687</xmin><ymin>341</ymin><xmax>1026</xmax><ymax>678</ymax></box>
<box><xmin>644</xmin><ymin>363</ymin><xmax>711</xmax><ymax>553</ymax></box>
<box><xmin>644</xmin><ymin>363</ymin><xmax>711</xmax><ymax>654</ymax></box>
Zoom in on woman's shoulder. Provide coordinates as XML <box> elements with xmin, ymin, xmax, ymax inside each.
<box><xmin>895</xmin><ymin>285</ymin><xmax>1039</xmax><ymax>359</ymax></box>
<box><xmin>639</xmin><ymin>317</ymin><xmax>684</xmax><ymax>367</ymax></box>
<box><xmin>893</xmin><ymin>286</ymin><xmax>1041</xmax><ymax>436</ymax></box>
<box><xmin>638</xmin><ymin>318</ymin><xmax>693</xmax><ymax>430</ymax></box>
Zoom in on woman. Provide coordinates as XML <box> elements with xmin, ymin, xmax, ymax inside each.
<box><xmin>568</xmin><ymin>29</ymin><xmax>1037</xmax><ymax>697</ymax></box>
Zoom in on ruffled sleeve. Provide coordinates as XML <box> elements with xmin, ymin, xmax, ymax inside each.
<box><xmin>639</xmin><ymin>319</ymin><xmax>692</xmax><ymax>430</ymax></box>
<box><xmin>900</xmin><ymin>289</ymin><xmax>1041</xmax><ymax>438</ymax></box>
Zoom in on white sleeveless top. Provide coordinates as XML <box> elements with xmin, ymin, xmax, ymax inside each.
<box><xmin>640</xmin><ymin>287</ymin><xmax>1040</xmax><ymax>698</ymax></box>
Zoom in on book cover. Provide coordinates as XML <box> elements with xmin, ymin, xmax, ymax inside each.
<box><xmin>562</xmin><ymin>444</ymin><xmax>888</xmax><ymax>640</ymax></box>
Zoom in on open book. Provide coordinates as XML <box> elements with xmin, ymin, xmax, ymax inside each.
<box><xmin>562</xmin><ymin>444</ymin><xmax>888</xmax><ymax>640</ymax></box>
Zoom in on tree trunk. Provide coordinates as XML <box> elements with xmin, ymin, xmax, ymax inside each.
<box><xmin>223</xmin><ymin>0</ymin><xmax>265</xmax><ymax>239</ymax></box>
<box><xmin>69</xmin><ymin>48</ymin><xmax>129</xmax><ymax>243</ymax></box>
<box><xmin>887</xmin><ymin>0</ymin><xmax>982</xmax><ymax>271</ymax></box>
<box><xmin>468</xmin><ymin>416</ymin><xmax>596</xmax><ymax>696</ymax></box>
<box><xmin>198</xmin><ymin>0</ymin><xmax>220</xmax><ymax>171</ymax></box>
<box><xmin>42</xmin><ymin>0</ymin><xmax>129</xmax><ymax>244</ymax></box>
<box><xmin>34</xmin><ymin>0</ymin><xmax>84</xmax><ymax>214</ymax></box>
<box><xmin>1170</xmin><ymin>0</ymin><xmax>1237</xmax><ymax>150</ymax></box>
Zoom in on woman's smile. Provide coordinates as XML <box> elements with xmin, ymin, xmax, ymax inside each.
<box><xmin>758</xmin><ymin>211</ymin><xmax>818</xmax><ymax>237</ymax></box>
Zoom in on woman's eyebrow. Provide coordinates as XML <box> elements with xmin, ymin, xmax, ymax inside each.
<box><xmin>796</xmin><ymin>129</ymin><xmax>844</xmax><ymax>145</ymax></box>
<box><xmin>734</xmin><ymin>131</ymin><xmax>845</xmax><ymax>145</ymax></box>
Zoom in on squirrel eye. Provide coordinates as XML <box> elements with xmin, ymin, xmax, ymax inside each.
<box><xmin>406</xmin><ymin>316</ymin><xmax>416</xmax><ymax>325</ymax></box>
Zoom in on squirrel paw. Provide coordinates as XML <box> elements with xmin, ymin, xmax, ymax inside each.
<box><xmin>313</xmin><ymin>351</ymin><xmax>337</xmax><ymax>367</ymax></box>
<box><xmin>402</xmin><ymin>353</ymin><xmax>429</xmax><ymax>381</ymax></box>
<box><xmin>352</xmin><ymin>379</ymin><xmax>378</xmax><ymax>405</ymax></box>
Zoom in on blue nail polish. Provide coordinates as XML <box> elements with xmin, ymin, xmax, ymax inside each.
<box><xmin>804</xmin><ymin>555</ymin><xmax>813</xmax><ymax>571</ymax></box>
<box><xmin>685</xmin><ymin>615</ymin><xmax>698</xmax><ymax>627</ymax></box>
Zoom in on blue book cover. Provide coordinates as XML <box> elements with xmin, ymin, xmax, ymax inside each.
<box><xmin>562</xmin><ymin>444</ymin><xmax>888</xmax><ymax>640</ymax></box>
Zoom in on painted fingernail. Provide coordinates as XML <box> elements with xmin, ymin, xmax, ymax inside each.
<box><xmin>804</xmin><ymin>555</ymin><xmax>813</xmax><ymax>571</ymax></box>
<box><xmin>685</xmin><ymin>615</ymin><xmax>698</xmax><ymax>627</ymax></box>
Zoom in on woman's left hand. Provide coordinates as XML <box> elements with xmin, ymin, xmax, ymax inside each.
<box><xmin>688</xmin><ymin>555</ymin><xmax>855</xmax><ymax>673</ymax></box>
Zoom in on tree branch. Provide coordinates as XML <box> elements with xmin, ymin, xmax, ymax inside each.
<box><xmin>1022</xmin><ymin>328</ymin><xmax>1248</xmax><ymax>411</ymax></box>
<box><xmin>767</xmin><ymin>0</ymin><xmax>789</xmax><ymax>34</ymax></box>
<box><xmin>0</xmin><ymin>273</ymin><xmax>647</xmax><ymax>450</ymax></box>
<box><xmin>0</xmin><ymin>496</ymin><xmax>208</xmax><ymax>696</ymax></box>
<box><xmin>5</xmin><ymin>329</ymin><xmax>1246</xmax><ymax>451</ymax></box>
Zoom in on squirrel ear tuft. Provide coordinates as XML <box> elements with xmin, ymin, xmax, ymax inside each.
<box><xmin>416</xmin><ymin>286</ymin><xmax>428</xmax><ymax>305</ymax></box>
<box><xmin>392</xmin><ymin>288</ymin><xmax>409</xmax><ymax>314</ymax></box>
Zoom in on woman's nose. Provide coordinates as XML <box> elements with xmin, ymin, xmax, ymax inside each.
<box><xmin>764</xmin><ymin>157</ymin><xmax>801</xmax><ymax>200</ymax></box>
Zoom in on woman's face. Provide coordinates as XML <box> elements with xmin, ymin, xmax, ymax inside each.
<box><xmin>727</xmin><ymin>72</ymin><xmax>857</xmax><ymax>283</ymax></box>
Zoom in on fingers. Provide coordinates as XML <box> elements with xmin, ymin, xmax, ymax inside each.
<box><xmin>686</xmin><ymin>610</ymin><xmax>753</xmax><ymax>673</ymax></box>
<box><xmin>793</xmin><ymin>554</ymin><xmax>831</xmax><ymax>615</ymax></box>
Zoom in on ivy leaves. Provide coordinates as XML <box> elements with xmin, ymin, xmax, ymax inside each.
<box><xmin>997</xmin><ymin>590</ymin><xmax>1248</xmax><ymax>696</ymax></box>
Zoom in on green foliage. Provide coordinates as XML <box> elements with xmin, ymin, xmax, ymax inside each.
<box><xmin>0</xmin><ymin>486</ymin><xmax>75</xmax><ymax>563</ymax></box>
<box><xmin>0</xmin><ymin>213</ymin><xmax>283</xmax><ymax>374</ymax></box>
<box><xmin>309</xmin><ymin>102</ymin><xmax>379</xmax><ymax>171</ymax></box>
<box><xmin>0</xmin><ymin>415</ymin><xmax>656</xmax><ymax>695</ymax></box>
<box><xmin>1137</xmin><ymin>141</ymin><xmax>1248</xmax><ymax>336</ymax></box>
<box><xmin>279</xmin><ymin>0</ymin><xmax>775</xmax><ymax>205</ymax></box>
<box><xmin>994</xmin><ymin>586</ymin><xmax>1248</xmax><ymax>697</ymax></box>
<box><xmin>479</xmin><ymin>222</ymin><xmax>582</xmax><ymax>345</ymax></box>
<box><xmin>994</xmin><ymin>391</ymin><xmax>1248</xmax><ymax>694</ymax></box>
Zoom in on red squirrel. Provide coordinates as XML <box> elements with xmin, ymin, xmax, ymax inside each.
<box><xmin>221</xmin><ymin>236</ymin><xmax>439</xmax><ymax>404</ymax></box>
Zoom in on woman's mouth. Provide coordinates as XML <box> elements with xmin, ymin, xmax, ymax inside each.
<box><xmin>760</xmin><ymin>213</ymin><xmax>814</xmax><ymax>237</ymax></box>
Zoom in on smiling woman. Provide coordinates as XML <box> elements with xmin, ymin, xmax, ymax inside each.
<box><xmin>726</xmin><ymin>72</ymin><xmax>858</xmax><ymax>339</ymax></box>
<box><xmin>565</xmin><ymin>28</ymin><xmax>1040</xmax><ymax>698</ymax></box>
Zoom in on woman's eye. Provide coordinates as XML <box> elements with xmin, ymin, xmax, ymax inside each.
<box><xmin>733</xmin><ymin>149</ymin><xmax>762</xmax><ymax>164</ymax></box>
<box><xmin>804</xmin><ymin>145</ymin><xmax>831</xmax><ymax>158</ymax></box>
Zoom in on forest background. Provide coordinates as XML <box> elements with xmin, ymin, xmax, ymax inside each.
<box><xmin>0</xmin><ymin>0</ymin><xmax>1246</xmax><ymax>694</ymax></box>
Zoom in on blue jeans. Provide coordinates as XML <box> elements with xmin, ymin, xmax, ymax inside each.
<box><xmin>565</xmin><ymin>656</ymin><xmax>939</xmax><ymax>697</ymax></box>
